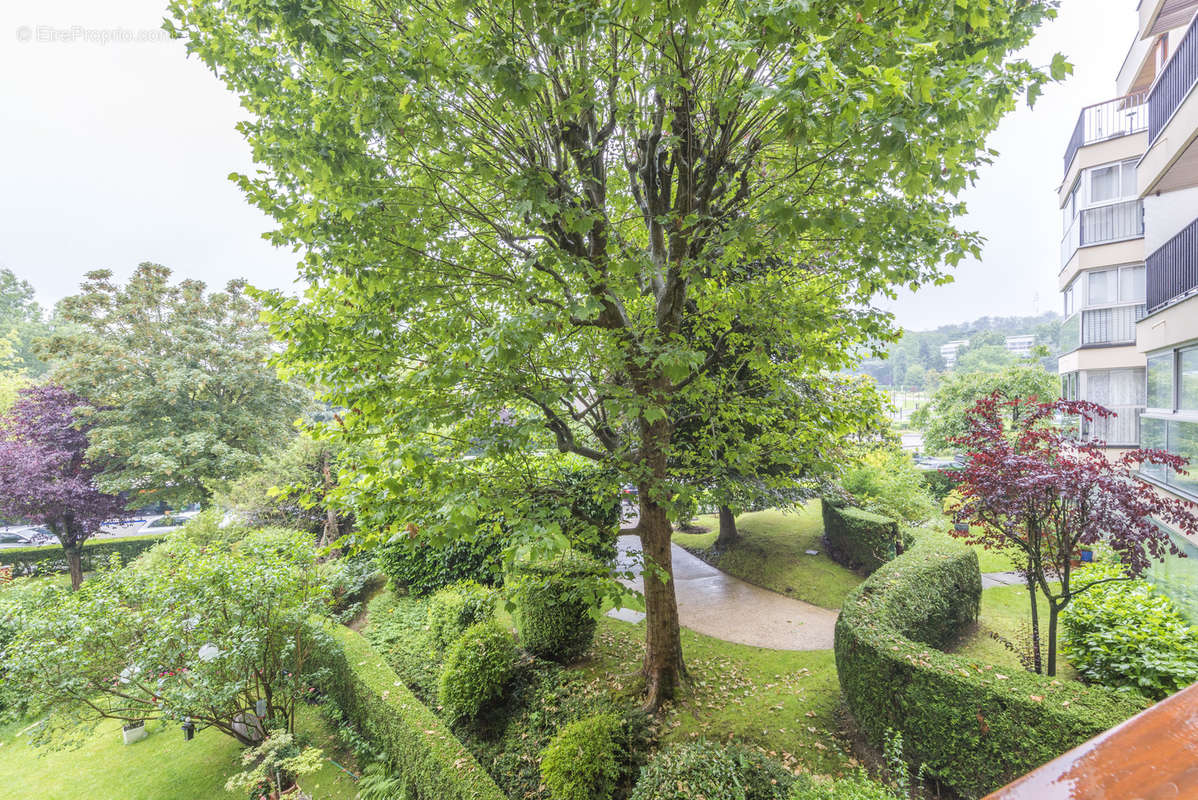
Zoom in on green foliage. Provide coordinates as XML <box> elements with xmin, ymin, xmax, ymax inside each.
<box><xmin>919</xmin><ymin>468</ymin><xmax>963</xmax><ymax>501</ymax></box>
<box><xmin>313</xmin><ymin>621</ymin><xmax>506</xmax><ymax>800</ymax></box>
<box><xmin>912</xmin><ymin>364</ymin><xmax>1059</xmax><ymax>454</ymax></box>
<box><xmin>43</xmin><ymin>263</ymin><xmax>305</xmax><ymax>505</ymax></box>
<box><xmin>224</xmin><ymin>728</ymin><xmax>324</xmax><ymax>795</ymax></box>
<box><xmin>820</xmin><ymin>500</ymin><xmax>910</xmax><ymax>574</ymax></box>
<box><xmin>437</xmin><ymin>620</ymin><xmax>520</xmax><ymax>722</ymax></box>
<box><xmin>7</xmin><ymin>529</ymin><xmax>330</xmax><ymax>746</ymax></box>
<box><xmin>841</xmin><ymin>448</ymin><xmax>937</xmax><ymax>525</ymax></box>
<box><xmin>0</xmin><ymin>372</ymin><xmax>32</xmax><ymax>415</ymax></box>
<box><xmin>510</xmin><ymin>550</ymin><xmax>606</xmax><ymax>663</ymax></box>
<box><xmin>426</xmin><ymin>581</ymin><xmax>496</xmax><ymax>651</ymax></box>
<box><xmin>1062</xmin><ymin>564</ymin><xmax>1198</xmax><ymax>700</ymax></box>
<box><xmin>0</xmin><ymin>532</ymin><xmax>168</xmax><ymax>577</ymax></box>
<box><xmin>835</xmin><ymin>538</ymin><xmax>1146</xmax><ymax>799</ymax></box>
<box><xmin>322</xmin><ymin>553</ymin><xmax>384</xmax><ymax>623</ymax></box>
<box><xmin>629</xmin><ymin>741</ymin><xmax>746</xmax><ymax>800</ymax></box>
<box><xmin>0</xmin><ymin>268</ymin><xmax>50</xmax><ymax>377</ymax></box>
<box><xmin>787</xmin><ymin>774</ymin><xmax>899</xmax><ymax>800</ymax></box>
<box><xmin>727</xmin><ymin>745</ymin><xmax>798</xmax><ymax>800</ymax></box>
<box><xmin>539</xmin><ymin>713</ymin><xmax>622</xmax><ymax>800</ymax></box>
<box><xmin>355</xmin><ymin>762</ymin><xmax>412</xmax><ymax>800</ymax></box>
<box><xmin>377</xmin><ymin>521</ymin><xmax>506</xmax><ymax>596</ymax></box>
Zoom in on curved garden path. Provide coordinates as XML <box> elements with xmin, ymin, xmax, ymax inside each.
<box><xmin>609</xmin><ymin>532</ymin><xmax>838</xmax><ymax>651</ymax></box>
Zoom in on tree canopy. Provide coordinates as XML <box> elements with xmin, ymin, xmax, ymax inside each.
<box><xmin>169</xmin><ymin>0</ymin><xmax>1063</xmax><ymax>706</ymax></box>
<box><xmin>43</xmin><ymin>263</ymin><xmax>305</xmax><ymax>506</ymax></box>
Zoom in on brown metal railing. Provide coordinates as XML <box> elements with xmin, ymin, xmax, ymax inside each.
<box><xmin>1147</xmin><ymin>214</ymin><xmax>1198</xmax><ymax>312</ymax></box>
<box><xmin>1062</xmin><ymin>90</ymin><xmax>1150</xmax><ymax>177</ymax></box>
<box><xmin>984</xmin><ymin>681</ymin><xmax>1198</xmax><ymax>799</ymax></box>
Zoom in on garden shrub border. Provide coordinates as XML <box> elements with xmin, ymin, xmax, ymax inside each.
<box><xmin>834</xmin><ymin>538</ymin><xmax>1147</xmax><ymax>799</ymax></box>
<box><xmin>313</xmin><ymin>620</ymin><xmax>506</xmax><ymax>800</ymax></box>
<box><xmin>821</xmin><ymin>499</ymin><xmax>909</xmax><ymax>574</ymax></box>
<box><xmin>0</xmin><ymin>533</ymin><xmax>169</xmax><ymax>576</ymax></box>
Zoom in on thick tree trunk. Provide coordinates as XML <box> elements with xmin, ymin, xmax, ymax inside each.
<box><xmin>716</xmin><ymin>505</ymin><xmax>739</xmax><ymax>550</ymax></box>
<box><xmin>66</xmin><ymin>544</ymin><xmax>83</xmax><ymax>591</ymax></box>
<box><xmin>638</xmin><ymin>494</ymin><xmax>687</xmax><ymax>710</ymax></box>
<box><xmin>1046</xmin><ymin>605</ymin><xmax>1059</xmax><ymax>677</ymax></box>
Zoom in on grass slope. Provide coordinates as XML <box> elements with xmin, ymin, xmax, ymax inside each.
<box><xmin>0</xmin><ymin>706</ymin><xmax>358</xmax><ymax>800</ymax></box>
<box><xmin>671</xmin><ymin>504</ymin><xmax>863</xmax><ymax>610</ymax></box>
<box><xmin>947</xmin><ymin>582</ymin><xmax>1079</xmax><ymax>680</ymax></box>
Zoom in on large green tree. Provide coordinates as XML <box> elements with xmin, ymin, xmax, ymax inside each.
<box><xmin>0</xmin><ymin>268</ymin><xmax>50</xmax><ymax>377</ymax></box>
<box><xmin>169</xmin><ymin>0</ymin><xmax>1062</xmax><ymax>706</ymax></box>
<box><xmin>43</xmin><ymin>264</ymin><xmax>305</xmax><ymax>506</ymax></box>
<box><xmin>912</xmin><ymin>363</ymin><xmax>1059</xmax><ymax>454</ymax></box>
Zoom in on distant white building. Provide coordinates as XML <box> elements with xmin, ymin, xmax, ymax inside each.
<box><xmin>940</xmin><ymin>339</ymin><xmax>968</xmax><ymax>368</ymax></box>
<box><xmin>1004</xmin><ymin>334</ymin><xmax>1036</xmax><ymax>358</ymax></box>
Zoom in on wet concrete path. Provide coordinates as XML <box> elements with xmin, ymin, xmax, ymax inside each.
<box><xmin>608</xmin><ymin>533</ymin><xmax>838</xmax><ymax>651</ymax></box>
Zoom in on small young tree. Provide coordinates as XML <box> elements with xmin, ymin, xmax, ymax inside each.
<box><xmin>0</xmin><ymin>385</ymin><xmax>129</xmax><ymax>589</ymax></box>
<box><xmin>7</xmin><ymin>529</ymin><xmax>329</xmax><ymax>746</ymax></box>
<box><xmin>952</xmin><ymin>394</ymin><xmax>1198</xmax><ymax>676</ymax></box>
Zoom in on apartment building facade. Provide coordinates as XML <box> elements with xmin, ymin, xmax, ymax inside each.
<box><xmin>1058</xmin><ymin>0</ymin><xmax>1198</xmax><ymax>469</ymax></box>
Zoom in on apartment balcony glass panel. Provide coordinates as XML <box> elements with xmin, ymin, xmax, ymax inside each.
<box><xmin>1148</xmin><ymin>351</ymin><xmax>1175</xmax><ymax>409</ymax></box>
<box><xmin>1080</xmin><ymin>304</ymin><xmax>1147</xmax><ymax>345</ymax></box>
<box><xmin>1148</xmin><ymin>15</ymin><xmax>1198</xmax><ymax>144</ymax></box>
<box><xmin>1170</xmin><ymin>421</ymin><xmax>1198</xmax><ymax>497</ymax></box>
<box><xmin>1146</xmin><ymin>216</ymin><xmax>1198</xmax><ymax>312</ymax></box>
<box><xmin>1080</xmin><ymin>367</ymin><xmax>1146</xmax><ymax>446</ymax></box>
<box><xmin>1079</xmin><ymin>199</ymin><xmax>1144</xmax><ymax>246</ymax></box>
<box><xmin>1142</xmin><ymin>417</ymin><xmax>1169</xmax><ymax>481</ymax></box>
<box><xmin>1059</xmin><ymin>313</ymin><xmax>1081</xmax><ymax>352</ymax></box>
<box><xmin>1182</xmin><ymin>347</ymin><xmax>1198</xmax><ymax>411</ymax></box>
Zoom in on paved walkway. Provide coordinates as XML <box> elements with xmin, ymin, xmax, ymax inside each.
<box><xmin>607</xmin><ymin>533</ymin><xmax>838</xmax><ymax>650</ymax></box>
<box><xmin>982</xmin><ymin>571</ymin><xmax>1025</xmax><ymax>589</ymax></box>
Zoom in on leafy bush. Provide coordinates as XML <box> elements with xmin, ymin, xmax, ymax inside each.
<box><xmin>437</xmin><ymin>620</ymin><xmax>520</xmax><ymax>722</ymax></box>
<box><xmin>426</xmin><ymin>581</ymin><xmax>495</xmax><ymax>651</ymax></box>
<box><xmin>629</xmin><ymin>740</ymin><xmax>746</xmax><ymax>800</ymax></box>
<box><xmin>323</xmin><ymin>552</ymin><xmax>383</xmax><ymax>622</ymax></box>
<box><xmin>1062</xmin><ymin>563</ymin><xmax>1198</xmax><ymax>700</ymax></box>
<box><xmin>313</xmin><ymin>621</ymin><xmax>506</xmax><ymax>800</ymax></box>
<box><xmin>377</xmin><ymin>521</ymin><xmax>507</xmax><ymax>596</ymax></box>
<box><xmin>835</xmin><ymin>538</ymin><xmax>1146</xmax><ymax>799</ymax></box>
<box><xmin>841</xmin><ymin>448</ymin><xmax>938</xmax><ymax>525</ymax></box>
<box><xmin>0</xmin><ymin>533</ymin><xmax>169</xmax><ymax>577</ymax></box>
<box><xmin>920</xmin><ymin>467</ymin><xmax>963</xmax><ymax>501</ymax></box>
<box><xmin>539</xmin><ymin>713</ymin><xmax>622</xmax><ymax>800</ymax></box>
<box><xmin>728</xmin><ymin>745</ymin><xmax>797</xmax><ymax>800</ymax></box>
<box><xmin>532</xmin><ymin>464</ymin><xmax>622</xmax><ymax>564</ymax></box>
<box><xmin>510</xmin><ymin>550</ymin><xmax>606</xmax><ymax>663</ymax></box>
<box><xmin>821</xmin><ymin>499</ymin><xmax>910</xmax><ymax>574</ymax></box>
<box><xmin>788</xmin><ymin>773</ymin><xmax>898</xmax><ymax>800</ymax></box>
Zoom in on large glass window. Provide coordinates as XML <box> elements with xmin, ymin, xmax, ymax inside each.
<box><xmin>1088</xmin><ymin>270</ymin><xmax>1114</xmax><ymax>305</ymax></box>
<box><xmin>1091</xmin><ymin>164</ymin><xmax>1120</xmax><ymax>203</ymax></box>
<box><xmin>1119</xmin><ymin>265</ymin><xmax>1146</xmax><ymax>302</ymax></box>
<box><xmin>1167</xmin><ymin>421</ymin><xmax>1198</xmax><ymax>497</ymax></box>
<box><xmin>1141</xmin><ymin>416</ymin><xmax>1168</xmax><ymax>481</ymax></box>
<box><xmin>1148</xmin><ymin>352</ymin><xmax>1174</xmax><ymax>409</ymax></box>
<box><xmin>1181</xmin><ymin>348</ymin><xmax>1198</xmax><ymax>412</ymax></box>
<box><xmin>1063</xmin><ymin>281</ymin><xmax>1076</xmax><ymax>316</ymax></box>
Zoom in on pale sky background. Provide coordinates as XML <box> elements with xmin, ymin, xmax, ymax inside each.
<box><xmin>1</xmin><ymin>0</ymin><xmax>1137</xmax><ymax>330</ymax></box>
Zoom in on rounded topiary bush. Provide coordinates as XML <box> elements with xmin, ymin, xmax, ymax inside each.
<box><xmin>629</xmin><ymin>741</ymin><xmax>746</xmax><ymax>800</ymax></box>
<box><xmin>510</xmin><ymin>550</ymin><xmax>605</xmax><ymax>663</ymax></box>
<box><xmin>426</xmin><ymin>581</ymin><xmax>496</xmax><ymax>651</ymax></box>
<box><xmin>539</xmin><ymin>713</ymin><xmax>622</xmax><ymax>800</ymax></box>
<box><xmin>437</xmin><ymin>620</ymin><xmax>520</xmax><ymax>722</ymax></box>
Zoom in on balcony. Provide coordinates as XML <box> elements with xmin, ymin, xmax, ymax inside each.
<box><xmin>1149</xmin><ymin>14</ymin><xmax>1198</xmax><ymax>144</ymax></box>
<box><xmin>1061</xmin><ymin>200</ymin><xmax>1145</xmax><ymax>266</ymax></box>
<box><xmin>1146</xmin><ymin>215</ymin><xmax>1198</xmax><ymax>312</ymax></box>
<box><xmin>1063</xmin><ymin>91</ymin><xmax>1148</xmax><ymax>177</ymax></box>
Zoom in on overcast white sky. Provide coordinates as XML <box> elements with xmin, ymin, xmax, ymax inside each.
<box><xmin>1</xmin><ymin>0</ymin><xmax>1137</xmax><ymax>330</ymax></box>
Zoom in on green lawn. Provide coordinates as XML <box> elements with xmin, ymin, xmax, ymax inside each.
<box><xmin>0</xmin><ymin>706</ymin><xmax>359</xmax><ymax>800</ymax></box>
<box><xmin>947</xmin><ymin>582</ymin><xmax>1079</xmax><ymax>680</ymax></box>
<box><xmin>916</xmin><ymin>525</ymin><xmax>1022</xmax><ymax>574</ymax></box>
<box><xmin>672</xmin><ymin>504</ymin><xmax>864</xmax><ymax>610</ymax></box>
<box><xmin>586</xmin><ymin>616</ymin><xmax>857</xmax><ymax>777</ymax></box>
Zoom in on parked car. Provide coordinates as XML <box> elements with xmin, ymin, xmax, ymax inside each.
<box><xmin>0</xmin><ymin>526</ymin><xmax>55</xmax><ymax>548</ymax></box>
<box><xmin>136</xmin><ymin>510</ymin><xmax>201</xmax><ymax>535</ymax></box>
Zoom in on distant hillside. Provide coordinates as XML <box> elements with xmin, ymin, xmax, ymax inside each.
<box><xmin>853</xmin><ymin>312</ymin><xmax>1062</xmax><ymax>388</ymax></box>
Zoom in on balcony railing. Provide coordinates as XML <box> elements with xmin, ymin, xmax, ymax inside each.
<box><xmin>985</xmin><ymin>682</ymin><xmax>1198</xmax><ymax>799</ymax></box>
<box><xmin>1063</xmin><ymin>90</ymin><xmax>1149</xmax><ymax>176</ymax></box>
<box><xmin>1080</xmin><ymin>199</ymin><xmax>1144</xmax><ymax>246</ymax></box>
<box><xmin>1082</xmin><ymin>405</ymin><xmax>1142</xmax><ymax>447</ymax></box>
<box><xmin>1147</xmin><ymin>215</ymin><xmax>1198</xmax><ymax>312</ymax></box>
<box><xmin>1149</xmin><ymin>14</ymin><xmax>1198</xmax><ymax>143</ymax></box>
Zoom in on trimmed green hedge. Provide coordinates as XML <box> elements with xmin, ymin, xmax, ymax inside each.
<box><xmin>313</xmin><ymin>621</ymin><xmax>506</xmax><ymax>800</ymax></box>
<box><xmin>821</xmin><ymin>500</ymin><xmax>909</xmax><ymax>574</ymax></box>
<box><xmin>835</xmin><ymin>539</ymin><xmax>1147</xmax><ymax>799</ymax></box>
<box><xmin>0</xmin><ymin>534</ymin><xmax>168</xmax><ymax>576</ymax></box>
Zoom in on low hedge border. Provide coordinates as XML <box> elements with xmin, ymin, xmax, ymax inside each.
<box><xmin>313</xmin><ymin>621</ymin><xmax>506</xmax><ymax>800</ymax></box>
<box><xmin>834</xmin><ymin>538</ymin><xmax>1148</xmax><ymax>799</ymax></box>
<box><xmin>821</xmin><ymin>499</ymin><xmax>909</xmax><ymax>574</ymax></box>
<box><xmin>0</xmin><ymin>534</ymin><xmax>169</xmax><ymax>576</ymax></box>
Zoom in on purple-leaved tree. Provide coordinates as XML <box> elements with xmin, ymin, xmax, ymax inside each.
<box><xmin>0</xmin><ymin>384</ymin><xmax>129</xmax><ymax>589</ymax></box>
<box><xmin>951</xmin><ymin>394</ymin><xmax>1198</xmax><ymax>676</ymax></box>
